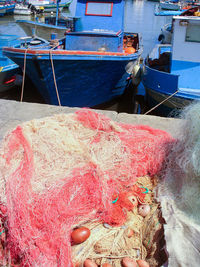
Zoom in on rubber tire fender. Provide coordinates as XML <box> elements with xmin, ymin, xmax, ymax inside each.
<box><xmin>158</xmin><ymin>34</ymin><xmax>164</xmax><ymax>42</ymax></box>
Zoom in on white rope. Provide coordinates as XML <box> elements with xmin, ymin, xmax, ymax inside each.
<box><xmin>20</xmin><ymin>49</ymin><xmax>28</xmax><ymax>102</ymax></box>
<box><xmin>49</xmin><ymin>50</ymin><xmax>61</xmax><ymax>106</ymax></box>
<box><xmin>144</xmin><ymin>90</ymin><xmax>179</xmax><ymax>115</ymax></box>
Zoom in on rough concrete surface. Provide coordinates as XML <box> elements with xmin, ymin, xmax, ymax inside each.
<box><xmin>0</xmin><ymin>99</ymin><xmax>181</xmax><ymax>142</ymax></box>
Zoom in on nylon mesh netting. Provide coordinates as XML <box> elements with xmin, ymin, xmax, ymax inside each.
<box><xmin>0</xmin><ymin>109</ymin><xmax>174</xmax><ymax>266</ymax></box>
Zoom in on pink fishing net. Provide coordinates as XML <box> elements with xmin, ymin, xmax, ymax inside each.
<box><xmin>0</xmin><ymin>109</ymin><xmax>174</xmax><ymax>266</ymax></box>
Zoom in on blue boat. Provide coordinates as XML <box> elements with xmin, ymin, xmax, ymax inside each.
<box><xmin>142</xmin><ymin>13</ymin><xmax>200</xmax><ymax>117</ymax></box>
<box><xmin>0</xmin><ymin>4</ymin><xmax>6</xmax><ymax>16</ymax></box>
<box><xmin>154</xmin><ymin>9</ymin><xmax>184</xmax><ymax>16</ymax></box>
<box><xmin>25</xmin><ymin>0</ymin><xmax>72</xmax><ymax>13</ymax></box>
<box><xmin>3</xmin><ymin>0</ymin><xmax>142</xmax><ymax>107</ymax></box>
<box><xmin>0</xmin><ymin>34</ymin><xmax>21</xmax><ymax>93</ymax></box>
<box><xmin>0</xmin><ymin>3</ymin><xmax>15</xmax><ymax>16</ymax></box>
<box><xmin>5</xmin><ymin>3</ymin><xmax>15</xmax><ymax>14</ymax></box>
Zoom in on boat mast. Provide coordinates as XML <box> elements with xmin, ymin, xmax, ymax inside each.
<box><xmin>55</xmin><ymin>0</ymin><xmax>61</xmax><ymax>26</ymax></box>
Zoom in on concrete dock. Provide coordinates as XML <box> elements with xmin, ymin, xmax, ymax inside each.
<box><xmin>0</xmin><ymin>99</ymin><xmax>180</xmax><ymax>142</ymax></box>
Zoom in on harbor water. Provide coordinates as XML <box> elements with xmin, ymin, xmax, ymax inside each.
<box><xmin>0</xmin><ymin>0</ymin><xmax>172</xmax><ymax>112</ymax></box>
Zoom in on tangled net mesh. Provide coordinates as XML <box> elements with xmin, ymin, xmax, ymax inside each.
<box><xmin>160</xmin><ymin>102</ymin><xmax>200</xmax><ymax>225</ymax></box>
<box><xmin>0</xmin><ymin>109</ymin><xmax>174</xmax><ymax>266</ymax></box>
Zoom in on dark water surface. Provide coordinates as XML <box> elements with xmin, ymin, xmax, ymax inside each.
<box><xmin>0</xmin><ymin>0</ymin><xmax>172</xmax><ymax>111</ymax></box>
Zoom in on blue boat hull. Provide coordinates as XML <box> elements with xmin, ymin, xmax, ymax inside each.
<box><xmin>5</xmin><ymin>4</ymin><xmax>15</xmax><ymax>14</ymax></box>
<box><xmin>0</xmin><ymin>65</ymin><xmax>20</xmax><ymax>93</ymax></box>
<box><xmin>145</xmin><ymin>87</ymin><xmax>193</xmax><ymax>116</ymax></box>
<box><xmin>9</xmin><ymin>55</ymin><xmax>135</xmax><ymax>107</ymax></box>
<box><xmin>142</xmin><ymin>64</ymin><xmax>200</xmax><ymax>116</ymax></box>
<box><xmin>0</xmin><ymin>6</ymin><xmax>6</xmax><ymax>16</ymax></box>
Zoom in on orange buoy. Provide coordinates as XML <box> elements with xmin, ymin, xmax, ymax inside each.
<box><xmin>125</xmin><ymin>47</ymin><xmax>136</xmax><ymax>54</ymax></box>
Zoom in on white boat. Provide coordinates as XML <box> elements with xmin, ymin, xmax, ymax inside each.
<box><xmin>14</xmin><ymin>3</ymin><xmax>32</xmax><ymax>15</ymax></box>
<box><xmin>142</xmin><ymin>10</ymin><xmax>200</xmax><ymax>116</ymax></box>
<box><xmin>26</xmin><ymin>0</ymin><xmax>70</xmax><ymax>13</ymax></box>
<box><xmin>14</xmin><ymin>3</ymin><xmax>44</xmax><ymax>15</ymax></box>
<box><xmin>16</xmin><ymin>15</ymin><xmax>71</xmax><ymax>40</ymax></box>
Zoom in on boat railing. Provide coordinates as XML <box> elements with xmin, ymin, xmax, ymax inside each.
<box><xmin>146</xmin><ymin>44</ymin><xmax>172</xmax><ymax>73</ymax></box>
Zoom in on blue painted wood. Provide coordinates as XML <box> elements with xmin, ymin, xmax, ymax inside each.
<box><xmin>0</xmin><ymin>5</ymin><xmax>6</xmax><ymax>16</ymax></box>
<box><xmin>154</xmin><ymin>10</ymin><xmax>184</xmax><ymax>16</ymax></box>
<box><xmin>0</xmin><ymin>35</ymin><xmax>20</xmax><ymax>67</ymax></box>
<box><xmin>142</xmin><ymin>65</ymin><xmax>179</xmax><ymax>95</ymax></box>
<box><xmin>171</xmin><ymin>60</ymin><xmax>200</xmax><ymax>90</ymax></box>
<box><xmin>0</xmin><ymin>35</ymin><xmax>21</xmax><ymax>92</ymax></box>
<box><xmin>74</xmin><ymin>0</ymin><xmax>124</xmax><ymax>33</ymax></box>
<box><xmin>3</xmin><ymin>0</ymin><xmax>141</xmax><ymax>107</ymax></box>
<box><xmin>5</xmin><ymin>4</ymin><xmax>15</xmax><ymax>14</ymax></box>
<box><xmin>8</xmin><ymin>53</ymin><xmax>136</xmax><ymax>107</ymax></box>
<box><xmin>142</xmin><ymin>63</ymin><xmax>200</xmax><ymax>116</ymax></box>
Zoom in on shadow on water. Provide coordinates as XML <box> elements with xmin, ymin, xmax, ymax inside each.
<box><xmin>0</xmin><ymin>78</ymin><xmax>45</xmax><ymax>104</ymax></box>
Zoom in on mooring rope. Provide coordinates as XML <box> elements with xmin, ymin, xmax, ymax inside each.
<box><xmin>144</xmin><ymin>89</ymin><xmax>179</xmax><ymax>115</ymax></box>
<box><xmin>20</xmin><ymin>49</ymin><xmax>28</xmax><ymax>102</ymax></box>
<box><xmin>49</xmin><ymin>50</ymin><xmax>61</xmax><ymax>106</ymax></box>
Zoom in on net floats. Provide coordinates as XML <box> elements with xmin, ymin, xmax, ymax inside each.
<box><xmin>71</xmin><ymin>227</ymin><xmax>90</xmax><ymax>245</ymax></box>
<box><xmin>79</xmin><ymin>258</ymin><xmax>150</xmax><ymax>267</ymax></box>
<box><xmin>122</xmin><ymin>258</ymin><xmax>150</xmax><ymax>267</ymax></box>
<box><xmin>126</xmin><ymin>228</ymin><xmax>134</xmax><ymax>238</ymax></box>
<box><xmin>138</xmin><ymin>204</ymin><xmax>150</xmax><ymax>217</ymax></box>
<box><xmin>137</xmin><ymin>259</ymin><xmax>150</xmax><ymax>267</ymax></box>
<box><xmin>83</xmin><ymin>260</ymin><xmax>113</xmax><ymax>267</ymax></box>
<box><xmin>84</xmin><ymin>259</ymin><xmax>98</xmax><ymax>267</ymax></box>
<box><xmin>122</xmin><ymin>257</ymin><xmax>137</xmax><ymax>267</ymax></box>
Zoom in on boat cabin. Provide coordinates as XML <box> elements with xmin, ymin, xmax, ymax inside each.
<box><xmin>64</xmin><ymin>0</ymin><xmax>138</xmax><ymax>53</ymax></box>
<box><xmin>147</xmin><ymin>15</ymin><xmax>200</xmax><ymax>90</ymax></box>
<box><xmin>170</xmin><ymin>16</ymin><xmax>200</xmax><ymax>89</ymax></box>
<box><xmin>0</xmin><ymin>34</ymin><xmax>19</xmax><ymax>67</ymax></box>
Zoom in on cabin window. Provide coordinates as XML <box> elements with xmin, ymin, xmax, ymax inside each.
<box><xmin>85</xmin><ymin>2</ymin><xmax>113</xmax><ymax>16</ymax></box>
<box><xmin>185</xmin><ymin>24</ymin><xmax>200</xmax><ymax>43</ymax></box>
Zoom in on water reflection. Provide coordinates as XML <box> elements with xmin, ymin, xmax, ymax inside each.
<box><xmin>125</xmin><ymin>0</ymin><xmax>172</xmax><ymax>57</ymax></box>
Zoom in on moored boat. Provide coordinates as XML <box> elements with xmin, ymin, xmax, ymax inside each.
<box><xmin>16</xmin><ymin>15</ymin><xmax>73</xmax><ymax>40</ymax></box>
<box><xmin>0</xmin><ymin>4</ymin><xmax>6</xmax><ymax>16</ymax></box>
<box><xmin>0</xmin><ymin>34</ymin><xmax>22</xmax><ymax>93</ymax></box>
<box><xmin>26</xmin><ymin>0</ymin><xmax>72</xmax><ymax>13</ymax></box>
<box><xmin>0</xmin><ymin>3</ymin><xmax>15</xmax><ymax>16</ymax></box>
<box><xmin>5</xmin><ymin>3</ymin><xmax>15</xmax><ymax>14</ymax></box>
<box><xmin>142</xmin><ymin>12</ymin><xmax>200</xmax><ymax>116</ymax></box>
<box><xmin>3</xmin><ymin>0</ymin><xmax>142</xmax><ymax>108</ymax></box>
<box><xmin>14</xmin><ymin>3</ymin><xmax>44</xmax><ymax>15</ymax></box>
<box><xmin>14</xmin><ymin>3</ymin><xmax>32</xmax><ymax>15</ymax></box>
<box><xmin>159</xmin><ymin>0</ymin><xmax>181</xmax><ymax>11</ymax></box>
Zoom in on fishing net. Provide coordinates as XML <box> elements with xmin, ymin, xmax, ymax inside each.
<box><xmin>0</xmin><ymin>109</ymin><xmax>174</xmax><ymax>266</ymax></box>
<box><xmin>71</xmin><ymin>175</ymin><xmax>167</xmax><ymax>267</ymax></box>
<box><xmin>160</xmin><ymin>102</ymin><xmax>200</xmax><ymax>224</ymax></box>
